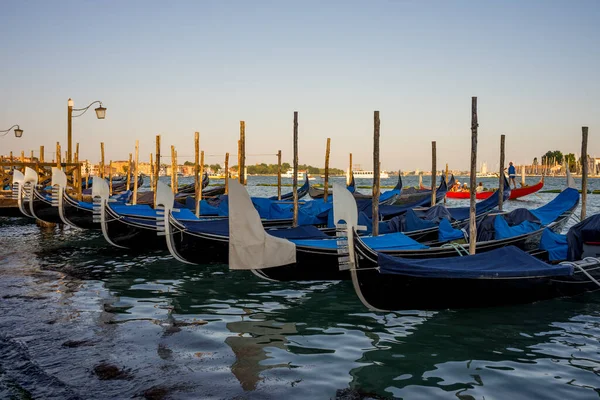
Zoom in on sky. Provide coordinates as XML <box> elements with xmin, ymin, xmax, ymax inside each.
<box><xmin>0</xmin><ymin>0</ymin><xmax>599</xmax><ymax>171</ymax></box>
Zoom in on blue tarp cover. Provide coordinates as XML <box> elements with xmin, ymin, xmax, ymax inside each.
<box><xmin>531</xmin><ymin>188</ymin><xmax>579</xmax><ymax>225</ymax></box>
<box><xmin>493</xmin><ymin>216</ymin><xmax>541</xmax><ymax>240</ymax></box>
<box><xmin>292</xmin><ymin>232</ymin><xmax>428</xmax><ymax>251</ymax></box>
<box><xmin>378</xmin><ymin>245</ymin><xmax>573</xmax><ymax>278</ymax></box>
<box><xmin>567</xmin><ymin>214</ymin><xmax>600</xmax><ymax>261</ymax></box>
<box><xmin>179</xmin><ymin>219</ymin><xmax>329</xmax><ymax>240</ymax></box>
<box><xmin>438</xmin><ymin>219</ymin><xmax>465</xmax><ymax>242</ymax></box>
<box><xmin>540</xmin><ymin>228</ymin><xmax>568</xmax><ymax>261</ymax></box>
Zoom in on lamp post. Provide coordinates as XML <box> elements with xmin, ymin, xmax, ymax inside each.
<box><xmin>0</xmin><ymin>125</ymin><xmax>23</xmax><ymax>138</ymax></box>
<box><xmin>67</xmin><ymin>98</ymin><xmax>106</xmax><ymax>163</ymax></box>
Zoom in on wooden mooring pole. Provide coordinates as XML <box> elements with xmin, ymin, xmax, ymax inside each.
<box><xmin>444</xmin><ymin>163</ymin><xmax>448</xmax><ymax>205</ymax></box>
<box><xmin>431</xmin><ymin>141</ymin><xmax>437</xmax><ymax>206</ymax></box>
<box><xmin>170</xmin><ymin>145</ymin><xmax>176</xmax><ymax>194</ymax></box>
<box><xmin>239</xmin><ymin>121</ymin><xmax>246</xmax><ymax>185</ymax></box>
<box><xmin>109</xmin><ymin>161</ymin><xmax>113</xmax><ymax>195</ymax></box>
<box><xmin>499</xmin><ymin>134</ymin><xmax>505</xmax><ymax>211</ymax></box>
<box><xmin>324</xmin><ymin>138</ymin><xmax>331</xmax><ymax>202</ymax></box>
<box><xmin>154</xmin><ymin>135</ymin><xmax>161</xmax><ymax>205</ymax></box>
<box><xmin>372</xmin><ymin>111</ymin><xmax>381</xmax><ymax>237</ymax></box>
<box><xmin>149</xmin><ymin>153</ymin><xmax>154</xmax><ymax>191</ymax></box>
<box><xmin>581</xmin><ymin>126</ymin><xmax>589</xmax><ymax>220</ymax></box>
<box><xmin>127</xmin><ymin>153</ymin><xmax>132</xmax><ymax>189</ymax></box>
<box><xmin>100</xmin><ymin>143</ymin><xmax>105</xmax><ymax>178</ymax></box>
<box><xmin>277</xmin><ymin>150</ymin><xmax>282</xmax><ymax>200</ymax></box>
<box><xmin>40</xmin><ymin>146</ymin><xmax>44</xmax><ymax>163</ymax></box>
<box><xmin>348</xmin><ymin>153</ymin><xmax>353</xmax><ymax>186</ymax></box>
<box><xmin>224</xmin><ymin>152</ymin><xmax>230</xmax><ymax>194</ymax></box>
<box><xmin>57</xmin><ymin>143</ymin><xmax>61</xmax><ymax>169</ymax></box>
<box><xmin>469</xmin><ymin>97</ymin><xmax>478</xmax><ymax>255</ymax></box>
<box><xmin>195</xmin><ymin>132</ymin><xmax>200</xmax><ymax>217</ymax></box>
<box><xmin>293</xmin><ymin>111</ymin><xmax>299</xmax><ymax>227</ymax></box>
<box><xmin>133</xmin><ymin>140</ymin><xmax>139</xmax><ymax>205</ymax></box>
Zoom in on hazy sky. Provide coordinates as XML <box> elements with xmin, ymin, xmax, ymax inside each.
<box><xmin>0</xmin><ymin>1</ymin><xmax>598</xmax><ymax>171</ymax></box>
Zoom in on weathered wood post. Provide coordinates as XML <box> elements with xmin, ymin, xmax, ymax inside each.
<box><xmin>133</xmin><ymin>140</ymin><xmax>139</xmax><ymax>205</ymax></box>
<box><xmin>372</xmin><ymin>111</ymin><xmax>381</xmax><ymax>236</ymax></box>
<box><xmin>277</xmin><ymin>150</ymin><xmax>282</xmax><ymax>200</ymax></box>
<box><xmin>174</xmin><ymin>150</ymin><xmax>179</xmax><ymax>189</ymax></box>
<box><xmin>239</xmin><ymin>121</ymin><xmax>246</xmax><ymax>185</ymax></box>
<box><xmin>224</xmin><ymin>152</ymin><xmax>230</xmax><ymax>194</ymax></box>
<box><xmin>195</xmin><ymin>131</ymin><xmax>200</xmax><ymax>217</ymax></box>
<box><xmin>40</xmin><ymin>146</ymin><xmax>44</xmax><ymax>163</ymax></box>
<box><xmin>431</xmin><ymin>141</ymin><xmax>437</xmax><ymax>206</ymax></box>
<box><xmin>469</xmin><ymin>97</ymin><xmax>479</xmax><ymax>255</ymax></box>
<box><xmin>170</xmin><ymin>145</ymin><xmax>176</xmax><ymax>194</ymax></box>
<box><xmin>237</xmin><ymin>140</ymin><xmax>241</xmax><ymax>182</ymax></box>
<box><xmin>581</xmin><ymin>126</ymin><xmax>589</xmax><ymax>220</ymax></box>
<box><xmin>75</xmin><ymin>151</ymin><xmax>82</xmax><ymax>200</ymax></box>
<box><xmin>127</xmin><ymin>153</ymin><xmax>132</xmax><ymax>189</ymax></box>
<box><xmin>30</xmin><ymin>150</ymin><xmax>34</xmax><ymax>161</ymax></box>
<box><xmin>57</xmin><ymin>143</ymin><xmax>61</xmax><ymax>170</ymax></box>
<box><xmin>323</xmin><ymin>138</ymin><xmax>331</xmax><ymax>202</ymax></box>
<box><xmin>9</xmin><ymin>151</ymin><xmax>13</xmax><ymax>172</ymax></box>
<box><xmin>293</xmin><ymin>111</ymin><xmax>299</xmax><ymax>227</ymax></box>
<box><xmin>499</xmin><ymin>134</ymin><xmax>505</xmax><ymax>211</ymax></box>
<box><xmin>348</xmin><ymin>153</ymin><xmax>353</xmax><ymax>186</ymax></box>
<box><xmin>100</xmin><ymin>142</ymin><xmax>105</xmax><ymax>178</ymax></box>
<box><xmin>109</xmin><ymin>161</ymin><xmax>113</xmax><ymax>195</ymax></box>
<box><xmin>444</xmin><ymin>163</ymin><xmax>448</xmax><ymax>205</ymax></box>
<box><xmin>149</xmin><ymin>153</ymin><xmax>154</xmax><ymax>191</ymax></box>
<box><xmin>154</xmin><ymin>135</ymin><xmax>160</xmax><ymax>205</ymax></box>
<box><xmin>198</xmin><ymin>150</ymin><xmax>205</xmax><ymax>215</ymax></box>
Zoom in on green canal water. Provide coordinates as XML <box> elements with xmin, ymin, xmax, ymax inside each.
<box><xmin>1</xmin><ymin>176</ymin><xmax>599</xmax><ymax>399</ymax></box>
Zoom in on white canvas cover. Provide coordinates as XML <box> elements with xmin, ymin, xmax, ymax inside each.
<box><xmin>228</xmin><ymin>179</ymin><xmax>296</xmax><ymax>270</ymax></box>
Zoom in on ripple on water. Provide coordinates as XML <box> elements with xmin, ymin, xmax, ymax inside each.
<box><xmin>1</xmin><ymin>176</ymin><xmax>600</xmax><ymax>398</ymax></box>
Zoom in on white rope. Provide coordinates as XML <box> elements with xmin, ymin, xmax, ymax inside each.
<box><xmin>560</xmin><ymin>257</ymin><xmax>600</xmax><ymax>288</ymax></box>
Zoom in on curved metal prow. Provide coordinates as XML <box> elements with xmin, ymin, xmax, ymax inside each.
<box><xmin>12</xmin><ymin>170</ymin><xmax>31</xmax><ymax>218</ymax></box>
<box><xmin>93</xmin><ymin>176</ymin><xmax>126</xmax><ymax>248</ymax></box>
<box><xmin>333</xmin><ymin>182</ymin><xmax>386</xmax><ymax>312</ymax></box>
<box><xmin>155</xmin><ymin>181</ymin><xmax>193</xmax><ymax>264</ymax></box>
<box><xmin>24</xmin><ymin>167</ymin><xmax>39</xmax><ymax>219</ymax></box>
<box><xmin>51</xmin><ymin>167</ymin><xmax>72</xmax><ymax>226</ymax></box>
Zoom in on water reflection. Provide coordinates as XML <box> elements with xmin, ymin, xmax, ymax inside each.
<box><xmin>2</xmin><ymin>176</ymin><xmax>600</xmax><ymax>398</ymax></box>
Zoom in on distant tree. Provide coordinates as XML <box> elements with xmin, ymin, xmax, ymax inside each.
<box><xmin>552</xmin><ymin>151</ymin><xmax>563</xmax><ymax>165</ymax></box>
<box><xmin>565</xmin><ymin>153</ymin><xmax>576</xmax><ymax>172</ymax></box>
<box><xmin>209</xmin><ymin>164</ymin><xmax>221</xmax><ymax>173</ymax></box>
<box><xmin>183</xmin><ymin>161</ymin><xmax>194</xmax><ymax>166</ymax></box>
<box><xmin>532</xmin><ymin>157</ymin><xmax>538</xmax><ymax>166</ymax></box>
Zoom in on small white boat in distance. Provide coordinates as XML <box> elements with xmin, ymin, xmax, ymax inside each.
<box><xmin>283</xmin><ymin>169</ymin><xmax>315</xmax><ymax>180</ymax></box>
<box><xmin>352</xmin><ymin>169</ymin><xmax>389</xmax><ymax>179</ymax></box>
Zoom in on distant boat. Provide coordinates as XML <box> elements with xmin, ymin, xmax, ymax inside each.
<box><xmin>283</xmin><ymin>169</ymin><xmax>315</xmax><ymax>180</ymax></box>
<box><xmin>352</xmin><ymin>170</ymin><xmax>389</xmax><ymax>179</ymax></box>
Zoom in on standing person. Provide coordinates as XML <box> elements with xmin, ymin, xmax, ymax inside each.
<box><xmin>508</xmin><ymin>161</ymin><xmax>516</xmax><ymax>189</ymax></box>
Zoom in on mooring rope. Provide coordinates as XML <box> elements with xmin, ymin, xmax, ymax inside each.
<box><xmin>560</xmin><ymin>257</ymin><xmax>600</xmax><ymax>288</ymax></box>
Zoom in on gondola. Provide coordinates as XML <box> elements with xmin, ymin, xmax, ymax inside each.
<box><xmin>162</xmin><ymin>176</ymin><xmax>496</xmax><ymax>268</ymax></box>
<box><xmin>226</xmin><ymin>174</ymin><xmax>577</xmax><ymax>282</ymax></box>
<box><xmin>333</xmin><ymin>177</ymin><xmax>593</xmax><ymax>311</ymax></box>
<box><xmin>155</xmin><ymin>181</ymin><xmax>306</xmax><ymax>264</ymax></box>
<box><xmin>269</xmin><ymin>173</ymin><xmax>310</xmax><ymax>201</ymax></box>
<box><xmin>308</xmin><ymin>172</ymin><xmax>400</xmax><ymax>206</ymax></box>
<box><xmin>391</xmin><ymin>175</ymin><xmax>454</xmax><ymax>207</ymax></box>
<box><xmin>308</xmin><ymin>172</ymin><xmax>356</xmax><ymax>200</ymax></box>
<box><xmin>174</xmin><ymin>172</ymin><xmax>210</xmax><ymax>194</ymax></box>
<box><xmin>446</xmin><ymin>177</ymin><xmax>544</xmax><ymax>200</ymax></box>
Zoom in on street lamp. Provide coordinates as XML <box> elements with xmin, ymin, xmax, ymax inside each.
<box><xmin>0</xmin><ymin>125</ymin><xmax>23</xmax><ymax>138</ymax></box>
<box><xmin>67</xmin><ymin>98</ymin><xmax>106</xmax><ymax>163</ymax></box>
